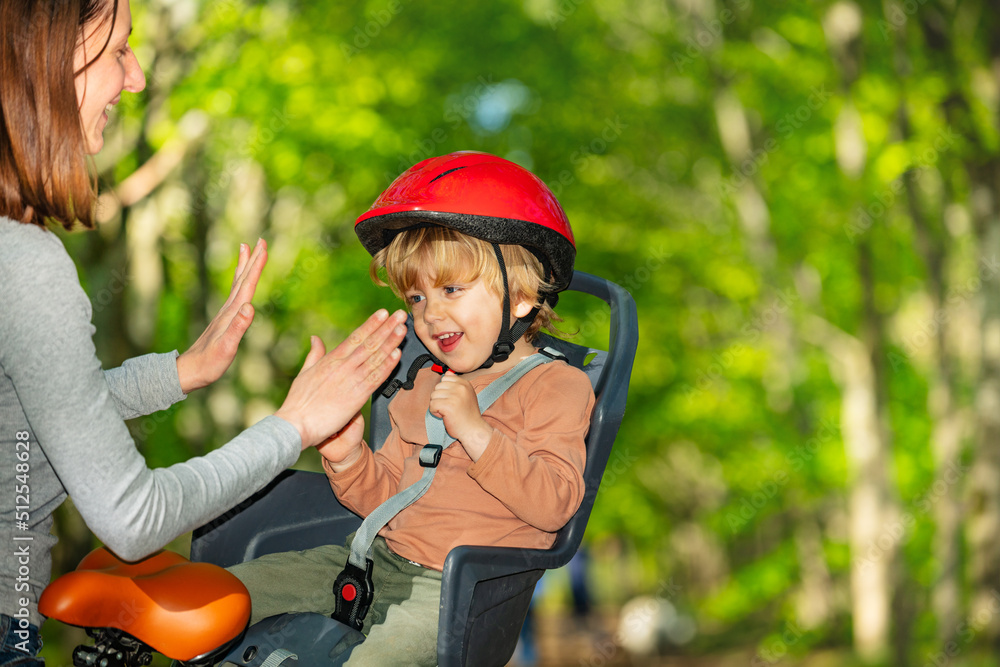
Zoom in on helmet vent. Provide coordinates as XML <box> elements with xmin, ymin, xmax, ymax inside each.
<box><xmin>428</xmin><ymin>166</ymin><xmax>467</xmax><ymax>184</ymax></box>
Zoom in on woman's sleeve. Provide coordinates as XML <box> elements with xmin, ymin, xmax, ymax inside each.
<box><xmin>0</xmin><ymin>245</ymin><xmax>301</xmax><ymax>562</ymax></box>
<box><xmin>104</xmin><ymin>352</ymin><xmax>187</xmax><ymax>420</ymax></box>
<box><xmin>467</xmin><ymin>363</ymin><xmax>594</xmax><ymax>532</ymax></box>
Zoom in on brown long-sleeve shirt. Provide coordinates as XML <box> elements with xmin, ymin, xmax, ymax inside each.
<box><xmin>325</xmin><ymin>360</ymin><xmax>595</xmax><ymax>571</ymax></box>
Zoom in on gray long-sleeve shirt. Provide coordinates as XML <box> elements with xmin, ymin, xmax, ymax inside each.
<box><xmin>0</xmin><ymin>217</ymin><xmax>301</xmax><ymax>626</ymax></box>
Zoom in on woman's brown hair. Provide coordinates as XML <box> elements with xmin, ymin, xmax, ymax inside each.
<box><xmin>0</xmin><ymin>0</ymin><xmax>118</xmax><ymax>230</ymax></box>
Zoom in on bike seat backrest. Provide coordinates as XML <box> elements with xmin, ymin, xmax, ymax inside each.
<box><xmin>38</xmin><ymin>547</ymin><xmax>251</xmax><ymax>662</ymax></box>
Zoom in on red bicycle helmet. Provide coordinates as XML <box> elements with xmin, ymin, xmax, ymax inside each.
<box><xmin>355</xmin><ymin>151</ymin><xmax>576</xmax><ymax>294</ymax></box>
<box><xmin>356</xmin><ymin>151</ymin><xmax>576</xmax><ymax>369</ymax></box>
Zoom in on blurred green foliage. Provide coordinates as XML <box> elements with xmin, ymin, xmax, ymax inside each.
<box><xmin>38</xmin><ymin>0</ymin><xmax>1000</xmax><ymax>664</ymax></box>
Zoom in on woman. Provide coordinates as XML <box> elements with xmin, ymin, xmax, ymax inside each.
<box><xmin>0</xmin><ymin>1</ymin><xmax>406</xmax><ymax>663</ymax></box>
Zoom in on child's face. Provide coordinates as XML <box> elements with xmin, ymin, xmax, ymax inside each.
<box><xmin>404</xmin><ymin>272</ymin><xmax>532</xmax><ymax>376</ymax></box>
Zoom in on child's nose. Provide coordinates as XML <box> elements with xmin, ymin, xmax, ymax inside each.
<box><xmin>423</xmin><ymin>298</ymin><xmax>444</xmax><ymax>322</ymax></box>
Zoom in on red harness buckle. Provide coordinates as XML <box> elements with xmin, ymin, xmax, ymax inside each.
<box><xmin>332</xmin><ymin>558</ymin><xmax>375</xmax><ymax>631</ymax></box>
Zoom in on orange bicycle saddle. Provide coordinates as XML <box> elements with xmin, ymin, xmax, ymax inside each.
<box><xmin>39</xmin><ymin>547</ymin><xmax>251</xmax><ymax>662</ymax></box>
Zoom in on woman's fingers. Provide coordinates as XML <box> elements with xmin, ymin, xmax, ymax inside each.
<box><xmin>350</xmin><ymin>310</ymin><xmax>407</xmax><ymax>365</ymax></box>
<box><xmin>218</xmin><ymin>302</ymin><xmax>254</xmax><ymax>358</ymax></box>
<box><xmin>176</xmin><ymin>241</ymin><xmax>270</xmax><ymax>393</ymax></box>
<box><xmin>327</xmin><ymin>308</ymin><xmax>393</xmax><ymax>360</ymax></box>
<box><xmin>352</xmin><ymin>312</ymin><xmax>407</xmax><ymax>387</ymax></box>
<box><xmin>321</xmin><ymin>308</ymin><xmax>406</xmax><ymax>381</ymax></box>
<box><xmin>229</xmin><ymin>239</ymin><xmax>267</xmax><ymax>307</ymax></box>
<box><xmin>276</xmin><ymin>310</ymin><xmax>407</xmax><ymax>449</ymax></box>
<box><xmin>223</xmin><ymin>238</ymin><xmax>267</xmax><ymax>312</ymax></box>
<box><xmin>301</xmin><ymin>335</ymin><xmax>327</xmax><ymax>373</ymax></box>
<box><xmin>364</xmin><ymin>342</ymin><xmax>403</xmax><ymax>388</ymax></box>
<box><xmin>230</xmin><ymin>242</ymin><xmax>250</xmax><ymax>292</ymax></box>
<box><xmin>318</xmin><ymin>311</ymin><xmax>406</xmax><ymax>390</ymax></box>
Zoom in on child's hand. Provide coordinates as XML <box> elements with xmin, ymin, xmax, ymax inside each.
<box><xmin>429</xmin><ymin>372</ymin><xmax>493</xmax><ymax>462</ymax></box>
<box><xmin>317</xmin><ymin>411</ymin><xmax>366</xmax><ymax>473</ymax></box>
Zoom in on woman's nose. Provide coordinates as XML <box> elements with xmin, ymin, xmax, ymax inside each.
<box><xmin>125</xmin><ymin>51</ymin><xmax>146</xmax><ymax>93</ymax></box>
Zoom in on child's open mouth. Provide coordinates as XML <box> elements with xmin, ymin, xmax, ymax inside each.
<box><xmin>436</xmin><ymin>332</ymin><xmax>463</xmax><ymax>353</ymax></box>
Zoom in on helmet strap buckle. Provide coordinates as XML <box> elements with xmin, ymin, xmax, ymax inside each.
<box><xmin>491</xmin><ymin>341</ymin><xmax>514</xmax><ymax>363</ymax></box>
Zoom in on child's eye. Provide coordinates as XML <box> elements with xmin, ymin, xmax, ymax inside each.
<box><xmin>406</xmin><ymin>294</ymin><xmax>424</xmax><ymax>306</ymax></box>
<box><xmin>444</xmin><ymin>286</ymin><xmax>463</xmax><ymax>295</ymax></box>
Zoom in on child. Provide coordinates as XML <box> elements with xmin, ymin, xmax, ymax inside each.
<box><xmin>229</xmin><ymin>151</ymin><xmax>595</xmax><ymax>666</ymax></box>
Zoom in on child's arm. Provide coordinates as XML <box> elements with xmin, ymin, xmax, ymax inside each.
<box><xmin>322</xmin><ymin>412</ymin><xmax>409</xmax><ymax>517</ymax></box>
<box><xmin>466</xmin><ymin>364</ymin><xmax>594</xmax><ymax>533</ymax></box>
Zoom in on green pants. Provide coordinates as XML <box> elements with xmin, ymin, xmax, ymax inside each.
<box><xmin>227</xmin><ymin>536</ymin><xmax>442</xmax><ymax>666</ymax></box>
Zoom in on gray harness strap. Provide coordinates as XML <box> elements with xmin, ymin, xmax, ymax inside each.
<box><xmin>347</xmin><ymin>349</ymin><xmax>561</xmax><ymax>570</ymax></box>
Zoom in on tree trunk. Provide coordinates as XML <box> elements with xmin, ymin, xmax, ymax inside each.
<box><xmin>802</xmin><ymin>292</ymin><xmax>895</xmax><ymax>663</ymax></box>
<box><xmin>899</xmin><ymin>125</ymin><xmax>964</xmax><ymax>651</ymax></box>
<box><xmin>821</xmin><ymin>13</ymin><xmax>898</xmax><ymax>650</ymax></box>
<box><xmin>966</xmin><ymin>163</ymin><xmax>1000</xmax><ymax>645</ymax></box>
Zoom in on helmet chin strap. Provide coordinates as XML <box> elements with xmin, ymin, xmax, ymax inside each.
<box><xmin>477</xmin><ymin>244</ymin><xmax>540</xmax><ymax>371</ymax></box>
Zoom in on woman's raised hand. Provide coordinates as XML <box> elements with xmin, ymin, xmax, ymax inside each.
<box><xmin>176</xmin><ymin>239</ymin><xmax>267</xmax><ymax>393</ymax></box>
<box><xmin>276</xmin><ymin>309</ymin><xmax>407</xmax><ymax>449</ymax></box>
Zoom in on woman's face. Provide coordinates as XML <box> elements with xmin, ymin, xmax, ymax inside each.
<box><xmin>73</xmin><ymin>0</ymin><xmax>146</xmax><ymax>155</ymax></box>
